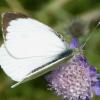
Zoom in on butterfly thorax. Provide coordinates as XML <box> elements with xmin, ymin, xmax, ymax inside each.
<box><xmin>73</xmin><ymin>48</ymin><xmax>83</xmax><ymax>56</ymax></box>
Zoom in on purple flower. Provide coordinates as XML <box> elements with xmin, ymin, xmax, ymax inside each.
<box><xmin>69</xmin><ymin>37</ymin><xmax>79</xmax><ymax>49</ymax></box>
<box><xmin>46</xmin><ymin>37</ymin><xmax>100</xmax><ymax>100</ymax></box>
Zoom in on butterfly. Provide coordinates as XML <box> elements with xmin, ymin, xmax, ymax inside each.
<box><xmin>0</xmin><ymin>12</ymin><xmax>73</xmax><ymax>88</ymax></box>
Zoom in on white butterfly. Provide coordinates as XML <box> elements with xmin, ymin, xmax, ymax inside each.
<box><xmin>0</xmin><ymin>12</ymin><xmax>73</xmax><ymax>88</ymax></box>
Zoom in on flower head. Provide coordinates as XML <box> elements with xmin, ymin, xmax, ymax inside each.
<box><xmin>46</xmin><ymin>54</ymin><xmax>100</xmax><ymax>100</ymax></box>
<box><xmin>46</xmin><ymin>37</ymin><xmax>100</xmax><ymax>100</ymax></box>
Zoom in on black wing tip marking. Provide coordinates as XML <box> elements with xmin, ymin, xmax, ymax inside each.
<box><xmin>1</xmin><ymin>12</ymin><xmax>28</xmax><ymax>37</ymax></box>
<box><xmin>2</xmin><ymin>12</ymin><xmax>28</xmax><ymax>21</ymax></box>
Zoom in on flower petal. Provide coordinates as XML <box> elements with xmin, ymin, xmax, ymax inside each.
<box><xmin>96</xmin><ymin>74</ymin><xmax>100</xmax><ymax>78</ymax></box>
<box><xmin>77</xmin><ymin>55</ymin><xmax>87</xmax><ymax>64</ymax></box>
<box><xmin>93</xmin><ymin>81</ymin><xmax>100</xmax><ymax>96</ymax></box>
<box><xmin>95</xmin><ymin>81</ymin><xmax>100</xmax><ymax>87</ymax></box>
<box><xmin>85</xmin><ymin>96</ymin><xmax>90</xmax><ymax>100</ymax></box>
<box><xmin>89</xmin><ymin>66</ymin><xmax>97</xmax><ymax>78</ymax></box>
<box><xmin>70</xmin><ymin>37</ymin><xmax>79</xmax><ymax>49</ymax></box>
<box><xmin>89</xmin><ymin>66</ymin><xmax>96</xmax><ymax>73</ymax></box>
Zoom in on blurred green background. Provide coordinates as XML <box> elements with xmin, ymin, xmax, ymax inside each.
<box><xmin>0</xmin><ymin>0</ymin><xmax>100</xmax><ymax>100</ymax></box>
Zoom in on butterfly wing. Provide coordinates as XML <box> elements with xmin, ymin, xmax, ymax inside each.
<box><xmin>11</xmin><ymin>52</ymin><xmax>73</xmax><ymax>88</ymax></box>
<box><xmin>0</xmin><ymin>12</ymin><xmax>71</xmax><ymax>87</ymax></box>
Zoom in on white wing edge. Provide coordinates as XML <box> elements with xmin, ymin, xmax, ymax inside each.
<box><xmin>11</xmin><ymin>54</ymin><xmax>73</xmax><ymax>88</ymax></box>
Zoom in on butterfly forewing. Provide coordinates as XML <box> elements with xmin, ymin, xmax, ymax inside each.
<box><xmin>0</xmin><ymin>12</ymin><xmax>71</xmax><ymax>86</ymax></box>
<box><xmin>2</xmin><ymin>13</ymin><xmax>67</xmax><ymax>58</ymax></box>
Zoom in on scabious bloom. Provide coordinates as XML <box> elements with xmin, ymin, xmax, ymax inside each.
<box><xmin>46</xmin><ymin>37</ymin><xmax>100</xmax><ymax>100</ymax></box>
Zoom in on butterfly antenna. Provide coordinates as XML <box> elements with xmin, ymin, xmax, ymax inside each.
<box><xmin>80</xmin><ymin>22</ymin><xmax>100</xmax><ymax>49</ymax></box>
